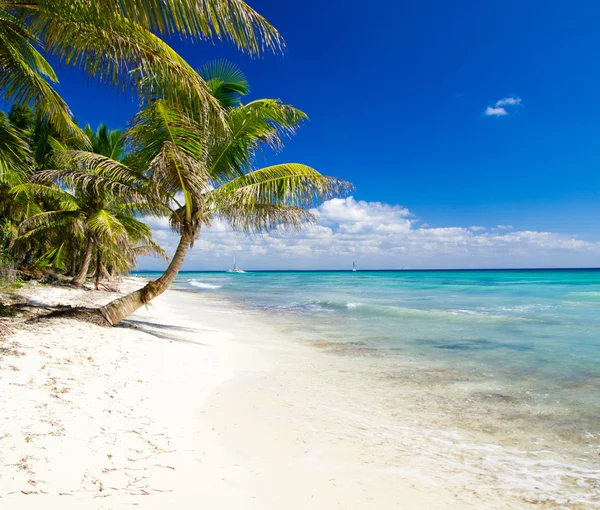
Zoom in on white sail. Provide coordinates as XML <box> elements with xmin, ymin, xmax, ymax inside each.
<box><xmin>228</xmin><ymin>255</ymin><xmax>245</xmax><ymax>273</ymax></box>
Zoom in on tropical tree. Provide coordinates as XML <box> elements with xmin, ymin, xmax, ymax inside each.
<box><xmin>53</xmin><ymin>63</ymin><xmax>351</xmax><ymax>325</ymax></box>
<box><xmin>0</xmin><ymin>108</ymin><xmax>34</xmax><ymax>266</ymax></box>
<box><xmin>12</xmin><ymin>122</ymin><xmax>165</xmax><ymax>284</ymax></box>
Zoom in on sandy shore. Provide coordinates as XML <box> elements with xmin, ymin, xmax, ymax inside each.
<box><xmin>0</xmin><ymin>279</ymin><xmax>534</xmax><ymax>509</ymax></box>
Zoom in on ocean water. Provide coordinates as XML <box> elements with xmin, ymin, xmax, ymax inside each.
<box><xmin>140</xmin><ymin>269</ymin><xmax>600</xmax><ymax>505</ymax></box>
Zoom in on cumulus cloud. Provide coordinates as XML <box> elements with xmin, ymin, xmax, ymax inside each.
<box><xmin>484</xmin><ymin>106</ymin><xmax>508</xmax><ymax>117</ymax></box>
<box><xmin>484</xmin><ymin>96</ymin><xmax>522</xmax><ymax>116</ymax></box>
<box><xmin>136</xmin><ymin>197</ymin><xmax>600</xmax><ymax>271</ymax></box>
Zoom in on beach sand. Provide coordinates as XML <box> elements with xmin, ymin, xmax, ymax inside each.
<box><xmin>0</xmin><ymin>279</ymin><xmax>534</xmax><ymax>509</ymax></box>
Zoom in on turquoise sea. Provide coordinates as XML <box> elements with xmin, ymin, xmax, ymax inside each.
<box><xmin>140</xmin><ymin>269</ymin><xmax>600</xmax><ymax>504</ymax></box>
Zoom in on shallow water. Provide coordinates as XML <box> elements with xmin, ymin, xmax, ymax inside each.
<box><xmin>140</xmin><ymin>269</ymin><xmax>600</xmax><ymax>506</ymax></box>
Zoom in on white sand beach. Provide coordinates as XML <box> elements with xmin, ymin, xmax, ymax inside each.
<box><xmin>0</xmin><ymin>280</ymin><xmax>543</xmax><ymax>509</ymax></box>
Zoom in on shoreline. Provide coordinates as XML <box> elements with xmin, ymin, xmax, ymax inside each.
<box><xmin>0</xmin><ymin>279</ymin><xmax>587</xmax><ymax>508</ymax></box>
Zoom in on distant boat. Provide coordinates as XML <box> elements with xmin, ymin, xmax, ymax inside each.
<box><xmin>352</xmin><ymin>261</ymin><xmax>357</xmax><ymax>272</ymax></box>
<box><xmin>228</xmin><ymin>255</ymin><xmax>246</xmax><ymax>273</ymax></box>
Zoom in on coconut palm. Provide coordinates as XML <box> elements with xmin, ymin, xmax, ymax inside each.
<box><xmin>14</xmin><ymin>178</ymin><xmax>165</xmax><ymax>281</ymax></box>
<box><xmin>1</xmin><ymin>1</ymin><xmax>285</xmax><ymax>268</ymax></box>
<box><xmin>12</xmin><ymin>122</ymin><xmax>165</xmax><ymax>285</ymax></box>
<box><xmin>0</xmin><ymin>108</ymin><xmax>34</xmax><ymax>265</ymax></box>
<box><xmin>58</xmin><ymin>63</ymin><xmax>353</xmax><ymax>325</ymax></box>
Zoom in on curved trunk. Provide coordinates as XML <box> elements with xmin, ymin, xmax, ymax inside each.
<box><xmin>98</xmin><ymin>232</ymin><xmax>192</xmax><ymax>326</ymax></box>
<box><xmin>71</xmin><ymin>238</ymin><xmax>94</xmax><ymax>288</ymax></box>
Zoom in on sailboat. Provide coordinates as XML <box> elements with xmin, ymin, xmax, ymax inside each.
<box><xmin>227</xmin><ymin>255</ymin><xmax>246</xmax><ymax>273</ymax></box>
<box><xmin>352</xmin><ymin>261</ymin><xmax>357</xmax><ymax>272</ymax></box>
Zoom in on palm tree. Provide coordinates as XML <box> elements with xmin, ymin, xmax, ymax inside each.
<box><xmin>0</xmin><ymin>108</ymin><xmax>34</xmax><ymax>266</ymax></box>
<box><xmin>12</xmin><ymin>123</ymin><xmax>165</xmax><ymax>285</ymax></box>
<box><xmin>1</xmin><ymin>1</ymin><xmax>285</xmax><ymax>271</ymax></box>
<box><xmin>54</xmin><ymin>63</ymin><xmax>351</xmax><ymax>325</ymax></box>
<box><xmin>0</xmin><ymin>1</ymin><xmax>283</xmax><ymax>139</ymax></box>
<box><xmin>102</xmin><ymin>95</ymin><xmax>351</xmax><ymax>323</ymax></box>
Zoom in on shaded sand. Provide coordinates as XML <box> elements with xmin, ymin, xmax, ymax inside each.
<box><xmin>0</xmin><ymin>280</ymin><xmax>549</xmax><ymax>509</ymax></box>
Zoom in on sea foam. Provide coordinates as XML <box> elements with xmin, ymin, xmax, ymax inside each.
<box><xmin>189</xmin><ymin>279</ymin><xmax>222</xmax><ymax>290</ymax></box>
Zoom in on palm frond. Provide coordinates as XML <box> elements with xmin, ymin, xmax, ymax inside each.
<box><xmin>0</xmin><ymin>112</ymin><xmax>31</xmax><ymax>185</ymax></box>
<box><xmin>18</xmin><ymin>208</ymin><xmax>81</xmax><ymax>234</ymax></box>
<box><xmin>132</xmin><ymin>240</ymin><xmax>168</xmax><ymax>260</ymax></box>
<box><xmin>210</xmin><ymin>163</ymin><xmax>354</xmax><ymax>209</ymax></box>
<box><xmin>198</xmin><ymin>59</ymin><xmax>249</xmax><ymax>107</ymax></box>
<box><xmin>11</xmin><ymin>181</ymin><xmax>79</xmax><ymax>208</ymax></box>
<box><xmin>26</xmin><ymin>8</ymin><xmax>225</xmax><ymax>121</ymax></box>
<box><xmin>31</xmin><ymin>242</ymin><xmax>68</xmax><ymax>271</ymax></box>
<box><xmin>208</xmin><ymin>100</ymin><xmax>308</xmax><ymax>181</ymax></box>
<box><xmin>0</xmin><ymin>11</ymin><xmax>84</xmax><ymax>141</ymax></box>
<box><xmin>25</xmin><ymin>0</ymin><xmax>284</xmax><ymax>55</ymax></box>
<box><xmin>88</xmin><ymin>209</ymin><xmax>127</xmax><ymax>241</ymax></box>
<box><xmin>214</xmin><ymin>203</ymin><xmax>316</xmax><ymax>233</ymax></box>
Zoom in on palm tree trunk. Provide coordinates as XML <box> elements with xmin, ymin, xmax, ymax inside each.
<box><xmin>94</xmin><ymin>248</ymin><xmax>102</xmax><ymax>290</ymax></box>
<box><xmin>98</xmin><ymin>232</ymin><xmax>191</xmax><ymax>326</ymax></box>
<box><xmin>68</xmin><ymin>256</ymin><xmax>77</xmax><ymax>277</ymax></box>
<box><xmin>71</xmin><ymin>238</ymin><xmax>94</xmax><ymax>288</ymax></box>
<box><xmin>23</xmin><ymin>249</ymin><xmax>35</xmax><ymax>268</ymax></box>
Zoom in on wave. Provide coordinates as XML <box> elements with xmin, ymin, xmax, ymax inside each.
<box><xmin>251</xmin><ymin>299</ymin><xmax>536</xmax><ymax>323</ymax></box>
<box><xmin>564</xmin><ymin>291</ymin><xmax>600</xmax><ymax>301</ymax></box>
<box><xmin>188</xmin><ymin>279</ymin><xmax>222</xmax><ymax>290</ymax></box>
<box><xmin>337</xmin><ymin>301</ymin><xmax>536</xmax><ymax>323</ymax></box>
<box><xmin>253</xmin><ymin>301</ymin><xmax>337</xmax><ymax>315</ymax></box>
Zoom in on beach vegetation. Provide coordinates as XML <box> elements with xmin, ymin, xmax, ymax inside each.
<box><xmin>0</xmin><ymin>0</ymin><xmax>284</xmax><ymax>140</ymax></box>
<box><xmin>0</xmin><ymin>0</ymin><xmax>283</xmax><ymax>285</ymax></box>
<box><xmin>0</xmin><ymin>3</ymin><xmax>351</xmax><ymax>325</ymax></box>
<box><xmin>62</xmin><ymin>62</ymin><xmax>353</xmax><ymax>324</ymax></box>
<box><xmin>13</xmin><ymin>122</ymin><xmax>167</xmax><ymax>287</ymax></box>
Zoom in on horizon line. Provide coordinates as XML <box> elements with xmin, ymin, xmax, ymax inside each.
<box><xmin>133</xmin><ymin>267</ymin><xmax>600</xmax><ymax>273</ymax></box>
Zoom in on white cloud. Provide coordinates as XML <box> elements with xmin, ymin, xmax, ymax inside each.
<box><xmin>495</xmin><ymin>96</ymin><xmax>522</xmax><ymax>107</ymax></box>
<box><xmin>484</xmin><ymin>96</ymin><xmax>522</xmax><ymax>116</ymax></box>
<box><xmin>137</xmin><ymin>197</ymin><xmax>600</xmax><ymax>271</ymax></box>
<box><xmin>497</xmin><ymin>225</ymin><xmax>513</xmax><ymax>230</ymax></box>
<box><xmin>484</xmin><ymin>106</ymin><xmax>508</xmax><ymax>117</ymax></box>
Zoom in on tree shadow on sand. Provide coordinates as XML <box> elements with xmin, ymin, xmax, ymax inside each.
<box><xmin>118</xmin><ymin>318</ymin><xmax>209</xmax><ymax>345</ymax></box>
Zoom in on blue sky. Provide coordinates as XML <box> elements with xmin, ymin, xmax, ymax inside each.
<box><xmin>43</xmin><ymin>1</ymin><xmax>600</xmax><ymax>268</ymax></box>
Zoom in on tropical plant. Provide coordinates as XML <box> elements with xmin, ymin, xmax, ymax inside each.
<box><xmin>54</xmin><ymin>62</ymin><xmax>352</xmax><ymax>325</ymax></box>
<box><xmin>0</xmin><ymin>0</ymin><xmax>283</xmax><ymax>140</ymax></box>
<box><xmin>0</xmin><ymin>108</ymin><xmax>33</xmax><ymax>265</ymax></box>
<box><xmin>12</xmin><ymin>123</ymin><xmax>165</xmax><ymax>285</ymax></box>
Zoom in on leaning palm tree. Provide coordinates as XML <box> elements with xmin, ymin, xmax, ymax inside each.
<box><xmin>56</xmin><ymin>64</ymin><xmax>352</xmax><ymax>325</ymax></box>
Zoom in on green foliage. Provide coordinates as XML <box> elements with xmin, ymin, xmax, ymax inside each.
<box><xmin>6</xmin><ymin>117</ymin><xmax>166</xmax><ymax>279</ymax></box>
<box><xmin>57</xmin><ymin>61</ymin><xmax>353</xmax><ymax>245</ymax></box>
<box><xmin>0</xmin><ymin>218</ymin><xmax>15</xmax><ymax>266</ymax></box>
<box><xmin>198</xmin><ymin>60</ymin><xmax>250</xmax><ymax>108</ymax></box>
<box><xmin>0</xmin><ymin>1</ymin><xmax>296</xmax><ymax>290</ymax></box>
